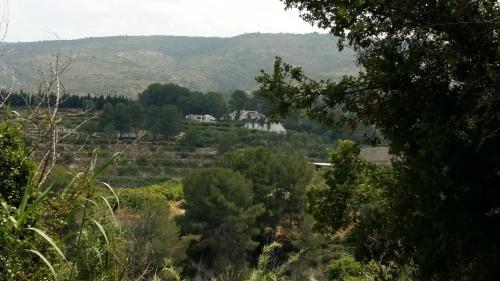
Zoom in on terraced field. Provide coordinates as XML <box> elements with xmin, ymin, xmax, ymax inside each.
<box><xmin>23</xmin><ymin>109</ymin><xmax>339</xmax><ymax>187</ymax></box>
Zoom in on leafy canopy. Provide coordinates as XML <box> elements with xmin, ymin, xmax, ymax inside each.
<box><xmin>257</xmin><ymin>0</ymin><xmax>500</xmax><ymax>280</ymax></box>
<box><xmin>181</xmin><ymin>167</ymin><xmax>264</xmax><ymax>271</ymax></box>
<box><xmin>0</xmin><ymin>123</ymin><xmax>35</xmax><ymax>206</ymax></box>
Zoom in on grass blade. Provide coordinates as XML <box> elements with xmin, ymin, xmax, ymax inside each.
<box><xmin>61</xmin><ymin>172</ymin><xmax>81</xmax><ymax>198</ymax></box>
<box><xmin>17</xmin><ymin>178</ymin><xmax>33</xmax><ymax>215</ymax></box>
<box><xmin>17</xmin><ymin>182</ymin><xmax>55</xmax><ymax>227</ymax></box>
<box><xmin>27</xmin><ymin>249</ymin><xmax>58</xmax><ymax>281</ymax></box>
<box><xmin>83</xmin><ymin>198</ymin><xmax>99</xmax><ymax>208</ymax></box>
<box><xmin>91</xmin><ymin>152</ymin><xmax>121</xmax><ymax>180</ymax></box>
<box><xmin>91</xmin><ymin>246</ymin><xmax>103</xmax><ymax>267</ymax></box>
<box><xmin>32</xmin><ymin>182</ymin><xmax>55</xmax><ymax>207</ymax></box>
<box><xmin>28</xmin><ymin>227</ymin><xmax>67</xmax><ymax>262</ymax></box>
<box><xmin>100</xmin><ymin>182</ymin><xmax>120</xmax><ymax>209</ymax></box>
<box><xmin>91</xmin><ymin>219</ymin><xmax>109</xmax><ymax>245</ymax></box>
<box><xmin>99</xmin><ymin>195</ymin><xmax>117</xmax><ymax>225</ymax></box>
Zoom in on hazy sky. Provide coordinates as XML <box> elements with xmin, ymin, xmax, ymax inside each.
<box><xmin>5</xmin><ymin>0</ymin><xmax>323</xmax><ymax>42</ymax></box>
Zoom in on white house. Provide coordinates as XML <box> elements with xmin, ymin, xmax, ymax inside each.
<box><xmin>244</xmin><ymin>121</ymin><xmax>287</xmax><ymax>134</ymax></box>
<box><xmin>186</xmin><ymin>114</ymin><xmax>216</xmax><ymax>122</ymax></box>
<box><xmin>229</xmin><ymin>110</ymin><xmax>266</xmax><ymax>121</ymax></box>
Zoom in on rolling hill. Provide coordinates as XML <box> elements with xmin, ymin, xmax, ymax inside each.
<box><xmin>0</xmin><ymin>33</ymin><xmax>357</xmax><ymax>97</ymax></box>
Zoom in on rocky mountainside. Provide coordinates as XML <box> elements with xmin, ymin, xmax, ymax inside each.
<box><xmin>0</xmin><ymin>33</ymin><xmax>357</xmax><ymax>97</ymax></box>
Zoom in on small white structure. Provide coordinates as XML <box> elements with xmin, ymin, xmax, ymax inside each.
<box><xmin>119</xmin><ymin>132</ymin><xmax>137</xmax><ymax>139</ymax></box>
<box><xmin>244</xmin><ymin>121</ymin><xmax>287</xmax><ymax>134</ymax></box>
<box><xmin>311</xmin><ymin>162</ymin><xmax>332</xmax><ymax>170</ymax></box>
<box><xmin>229</xmin><ymin>110</ymin><xmax>266</xmax><ymax>121</ymax></box>
<box><xmin>186</xmin><ymin>114</ymin><xmax>216</xmax><ymax>122</ymax></box>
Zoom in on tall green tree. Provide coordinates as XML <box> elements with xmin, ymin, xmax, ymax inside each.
<box><xmin>203</xmin><ymin>92</ymin><xmax>228</xmax><ymax>118</ymax></box>
<box><xmin>229</xmin><ymin>90</ymin><xmax>250</xmax><ymax>112</ymax></box>
<box><xmin>128</xmin><ymin>103</ymin><xmax>145</xmax><ymax>134</ymax></box>
<box><xmin>257</xmin><ymin>0</ymin><xmax>500</xmax><ymax>280</ymax></box>
<box><xmin>181</xmin><ymin>167</ymin><xmax>264</xmax><ymax>272</ymax></box>
<box><xmin>99</xmin><ymin>102</ymin><xmax>115</xmax><ymax>134</ymax></box>
<box><xmin>113</xmin><ymin>102</ymin><xmax>132</xmax><ymax>133</ymax></box>
<box><xmin>217</xmin><ymin>147</ymin><xmax>313</xmax><ymax>232</ymax></box>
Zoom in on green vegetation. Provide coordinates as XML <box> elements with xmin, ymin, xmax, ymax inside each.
<box><xmin>10</xmin><ymin>82</ymin><xmax>372</xmax><ymax>188</ymax></box>
<box><xmin>117</xmin><ymin>179</ymin><xmax>184</xmax><ymax>207</ymax></box>
<box><xmin>217</xmin><ymin>147</ymin><xmax>313</xmax><ymax>231</ymax></box>
<box><xmin>0</xmin><ymin>123</ymin><xmax>35</xmax><ymax>206</ymax></box>
<box><xmin>2</xmin><ymin>0</ymin><xmax>497</xmax><ymax>279</ymax></box>
<box><xmin>0</xmin><ymin>124</ymin><xmax>124</xmax><ymax>280</ymax></box>
<box><xmin>258</xmin><ymin>0</ymin><xmax>500</xmax><ymax>279</ymax></box>
<box><xmin>181</xmin><ymin>167</ymin><xmax>264</xmax><ymax>273</ymax></box>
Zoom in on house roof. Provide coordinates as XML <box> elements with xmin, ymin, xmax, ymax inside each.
<box><xmin>360</xmin><ymin>147</ymin><xmax>391</xmax><ymax>163</ymax></box>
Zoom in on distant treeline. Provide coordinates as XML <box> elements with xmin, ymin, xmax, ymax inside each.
<box><xmin>94</xmin><ymin>83</ymin><xmax>271</xmax><ymax>139</ymax></box>
<box><xmin>2</xmin><ymin>90</ymin><xmax>130</xmax><ymax>110</ymax></box>
<box><xmin>2</xmin><ymin>83</ymin><xmax>268</xmax><ymax>117</ymax></box>
<box><xmin>3</xmin><ymin>84</ymin><xmax>356</xmax><ymax>140</ymax></box>
<box><xmin>138</xmin><ymin>83</ymin><xmax>269</xmax><ymax>118</ymax></box>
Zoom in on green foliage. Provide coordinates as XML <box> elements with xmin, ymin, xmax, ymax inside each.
<box><xmin>61</xmin><ymin>153</ymin><xmax>128</xmax><ymax>281</ymax></box>
<box><xmin>217</xmin><ymin>147</ymin><xmax>313</xmax><ymax>230</ymax></box>
<box><xmin>124</xmin><ymin>199</ymin><xmax>188</xmax><ymax>280</ymax></box>
<box><xmin>204</xmin><ymin>92</ymin><xmax>228</xmax><ymax>118</ymax></box>
<box><xmin>258</xmin><ymin>0</ymin><xmax>500</xmax><ymax>279</ymax></box>
<box><xmin>289</xmin><ymin>214</ymin><xmax>337</xmax><ymax>281</ymax></box>
<box><xmin>181</xmin><ymin>167</ymin><xmax>264</xmax><ymax>272</ymax></box>
<box><xmin>99</xmin><ymin>101</ymin><xmax>183</xmax><ymax>139</ymax></box>
<box><xmin>307</xmin><ymin>140</ymin><xmax>388</xmax><ymax>234</ymax></box>
<box><xmin>138</xmin><ymin>83</ymin><xmax>229</xmax><ymax>118</ymax></box>
<box><xmin>229</xmin><ymin>90</ymin><xmax>250</xmax><ymax>111</ymax></box>
<box><xmin>43</xmin><ymin>165</ymin><xmax>76</xmax><ymax>192</ymax></box>
<box><xmin>147</xmin><ymin>105</ymin><xmax>183</xmax><ymax>139</ymax></box>
<box><xmin>325</xmin><ymin>255</ymin><xmax>366</xmax><ymax>281</ymax></box>
<box><xmin>246</xmin><ymin>242</ymin><xmax>300</xmax><ymax>281</ymax></box>
<box><xmin>0</xmin><ymin>124</ymin><xmax>60</xmax><ymax>280</ymax></box>
<box><xmin>0</xmin><ymin>204</ymin><xmax>64</xmax><ymax>280</ymax></box>
<box><xmin>0</xmin><ymin>123</ymin><xmax>35</xmax><ymax>206</ymax></box>
<box><xmin>117</xmin><ymin>179</ymin><xmax>184</xmax><ymax>209</ymax></box>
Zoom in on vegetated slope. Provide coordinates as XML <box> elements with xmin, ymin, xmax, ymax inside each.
<box><xmin>0</xmin><ymin>33</ymin><xmax>356</xmax><ymax>97</ymax></box>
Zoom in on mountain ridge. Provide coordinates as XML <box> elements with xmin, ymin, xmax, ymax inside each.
<box><xmin>0</xmin><ymin>33</ymin><xmax>357</xmax><ymax>97</ymax></box>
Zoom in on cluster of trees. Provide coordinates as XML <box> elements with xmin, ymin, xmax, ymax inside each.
<box><xmin>98</xmin><ymin>102</ymin><xmax>183</xmax><ymax>139</ymax></box>
<box><xmin>3</xmin><ymin>84</ymin><xmax>359</xmax><ymax>147</ymax></box>
<box><xmin>138</xmin><ymin>83</ymin><xmax>228</xmax><ymax>118</ymax></box>
<box><xmin>180</xmin><ymin>147</ymin><xmax>325</xmax><ymax>278</ymax></box>
<box><xmin>229</xmin><ymin>89</ymin><xmax>270</xmax><ymax>113</ymax></box>
<box><xmin>138</xmin><ymin>83</ymin><xmax>271</xmax><ymax>118</ymax></box>
<box><xmin>92</xmin><ymin>83</ymin><xmax>274</xmax><ymax>141</ymax></box>
<box><xmin>0</xmin><ymin>116</ymin><xmax>384</xmax><ymax>281</ymax></box>
<box><xmin>2</xmin><ymin>84</ymin><xmax>270</xmax><ymax>120</ymax></box>
<box><xmin>257</xmin><ymin>0</ymin><xmax>499</xmax><ymax>280</ymax></box>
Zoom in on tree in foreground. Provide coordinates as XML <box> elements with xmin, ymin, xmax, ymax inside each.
<box><xmin>217</xmin><ymin>147</ymin><xmax>313</xmax><ymax>232</ymax></box>
<box><xmin>257</xmin><ymin>0</ymin><xmax>499</xmax><ymax>280</ymax></box>
<box><xmin>181</xmin><ymin>167</ymin><xmax>264</xmax><ymax>274</ymax></box>
<box><xmin>124</xmin><ymin>199</ymin><xmax>188</xmax><ymax>280</ymax></box>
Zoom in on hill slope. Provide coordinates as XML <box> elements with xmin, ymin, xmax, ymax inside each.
<box><xmin>0</xmin><ymin>33</ymin><xmax>356</xmax><ymax>97</ymax></box>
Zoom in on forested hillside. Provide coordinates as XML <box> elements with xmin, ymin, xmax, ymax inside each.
<box><xmin>0</xmin><ymin>33</ymin><xmax>356</xmax><ymax>96</ymax></box>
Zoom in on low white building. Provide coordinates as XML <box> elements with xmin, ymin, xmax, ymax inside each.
<box><xmin>244</xmin><ymin>121</ymin><xmax>287</xmax><ymax>134</ymax></box>
<box><xmin>118</xmin><ymin>132</ymin><xmax>137</xmax><ymax>139</ymax></box>
<box><xmin>229</xmin><ymin>110</ymin><xmax>266</xmax><ymax>121</ymax></box>
<box><xmin>186</xmin><ymin>114</ymin><xmax>216</xmax><ymax>122</ymax></box>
